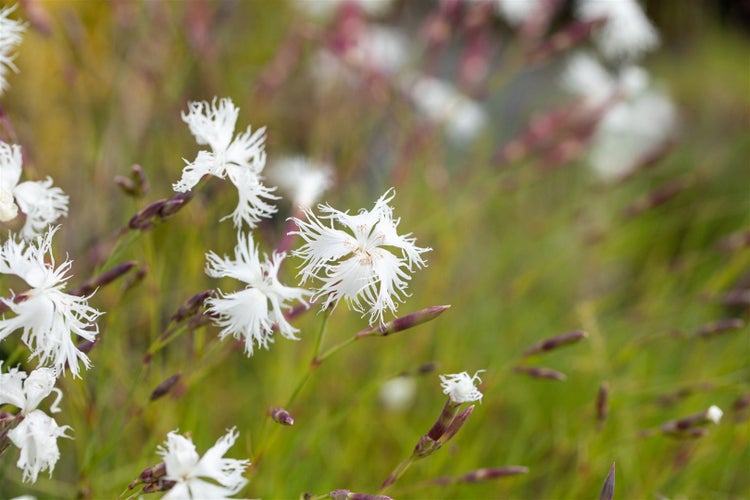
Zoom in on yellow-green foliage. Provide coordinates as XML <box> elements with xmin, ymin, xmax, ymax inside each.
<box><xmin>1</xmin><ymin>2</ymin><xmax>748</xmax><ymax>499</ymax></box>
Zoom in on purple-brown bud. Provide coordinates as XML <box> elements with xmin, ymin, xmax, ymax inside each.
<box><xmin>693</xmin><ymin>318</ymin><xmax>745</xmax><ymax>338</ymax></box>
<box><xmin>514</xmin><ymin>365</ymin><xmax>567</xmax><ymax>381</ymax></box>
<box><xmin>431</xmin><ymin>466</ymin><xmax>529</xmax><ymax>485</ymax></box>
<box><xmin>355</xmin><ymin>305</ymin><xmax>451</xmax><ymax>339</ymax></box>
<box><xmin>171</xmin><ymin>290</ymin><xmax>216</xmax><ymax>323</ymax></box>
<box><xmin>69</xmin><ymin>261</ymin><xmax>138</xmax><ymax>297</ymax></box>
<box><xmin>660</xmin><ymin>406</ymin><xmax>723</xmax><ymax>435</ymax></box>
<box><xmin>150</xmin><ymin>373</ymin><xmax>182</xmax><ymax>401</ymax></box>
<box><xmin>129</xmin><ymin>200</ymin><xmax>166</xmax><ymax>231</ymax></box>
<box><xmin>599</xmin><ymin>462</ymin><xmax>615</xmax><ymax>500</ymax></box>
<box><xmin>521</xmin><ymin>330</ymin><xmax>588</xmax><ymax>357</ymax></box>
<box><xmin>268</xmin><ymin>407</ymin><xmax>295</xmax><ymax>426</ymax></box>
<box><xmin>159</xmin><ymin>191</ymin><xmax>194</xmax><ymax>218</ymax></box>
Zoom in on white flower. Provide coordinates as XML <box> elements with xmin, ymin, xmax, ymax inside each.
<box><xmin>706</xmin><ymin>405</ymin><xmax>723</xmax><ymax>424</ymax></box>
<box><xmin>379</xmin><ymin>376</ymin><xmax>417</xmax><ymax>412</ymax></box>
<box><xmin>0</xmin><ymin>364</ymin><xmax>72</xmax><ymax>484</ymax></box>
<box><xmin>0</xmin><ymin>5</ymin><xmax>25</xmax><ymax>96</ymax></box>
<box><xmin>0</xmin><ymin>363</ymin><xmax>61</xmax><ymax>414</ymax></box>
<box><xmin>400</xmin><ymin>74</ymin><xmax>488</xmax><ymax>144</ymax></box>
<box><xmin>562</xmin><ymin>53</ymin><xmax>676</xmax><ymax>180</ymax></box>
<box><xmin>311</xmin><ymin>26</ymin><xmax>409</xmax><ymax>91</ymax></box>
<box><xmin>0</xmin><ymin>227</ymin><xmax>103</xmax><ymax>377</ymax></box>
<box><xmin>8</xmin><ymin>411</ymin><xmax>72</xmax><ymax>484</ymax></box>
<box><xmin>576</xmin><ymin>0</ymin><xmax>659</xmax><ymax>60</ymax></box>
<box><xmin>205</xmin><ymin>232</ymin><xmax>310</xmax><ymax>356</ymax></box>
<box><xmin>0</xmin><ymin>141</ymin><xmax>69</xmax><ymax>239</ymax></box>
<box><xmin>267</xmin><ymin>156</ymin><xmax>333</xmax><ymax>210</ymax></box>
<box><xmin>292</xmin><ymin>188</ymin><xmax>430</xmax><ymax>325</ymax></box>
<box><xmin>496</xmin><ymin>0</ymin><xmax>541</xmax><ymax>26</ymax></box>
<box><xmin>174</xmin><ymin>97</ymin><xmax>278</xmax><ymax>228</ymax></box>
<box><xmin>440</xmin><ymin>370</ymin><xmax>485</xmax><ymax>404</ymax></box>
<box><xmin>157</xmin><ymin>427</ymin><xmax>250</xmax><ymax>499</ymax></box>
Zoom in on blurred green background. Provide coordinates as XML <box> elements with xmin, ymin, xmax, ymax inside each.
<box><xmin>1</xmin><ymin>1</ymin><xmax>748</xmax><ymax>498</ymax></box>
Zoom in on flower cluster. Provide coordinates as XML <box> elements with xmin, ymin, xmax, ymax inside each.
<box><xmin>292</xmin><ymin>188</ymin><xmax>430</xmax><ymax>325</ymax></box>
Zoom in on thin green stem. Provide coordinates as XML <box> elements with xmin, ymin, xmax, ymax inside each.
<box><xmin>379</xmin><ymin>454</ymin><xmax>416</xmax><ymax>494</ymax></box>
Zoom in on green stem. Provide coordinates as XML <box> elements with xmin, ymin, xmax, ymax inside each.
<box><xmin>379</xmin><ymin>454</ymin><xmax>416</xmax><ymax>494</ymax></box>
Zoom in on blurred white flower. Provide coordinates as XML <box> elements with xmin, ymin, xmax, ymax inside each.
<box><xmin>440</xmin><ymin>370</ymin><xmax>485</xmax><ymax>404</ymax></box>
<box><xmin>346</xmin><ymin>25</ymin><xmax>409</xmax><ymax>76</ymax></box>
<box><xmin>576</xmin><ymin>0</ymin><xmax>659</xmax><ymax>60</ymax></box>
<box><xmin>496</xmin><ymin>0</ymin><xmax>541</xmax><ymax>26</ymax></box>
<box><xmin>174</xmin><ymin>97</ymin><xmax>278</xmax><ymax>228</ymax></box>
<box><xmin>294</xmin><ymin>0</ymin><xmax>395</xmax><ymax>20</ymax></box>
<box><xmin>0</xmin><ymin>364</ymin><xmax>72</xmax><ymax>484</ymax></box>
<box><xmin>0</xmin><ymin>5</ymin><xmax>25</xmax><ymax>96</ymax></box>
<box><xmin>0</xmin><ymin>141</ymin><xmax>69</xmax><ymax>239</ymax></box>
<box><xmin>562</xmin><ymin>53</ymin><xmax>676</xmax><ymax>180</ymax></box>
<box><xmin>157</xmin><ymin>427</ymin><xmax>250</xmax><ymax>499</ymax></box>
<box><xmin>561</xmin><ymin>52</ymin><xmax>618</xmax><ymax>107</ymax></box>
<box><xmin>0</xmin><ymin>227</ymin><xmax>103</xmax><ymax>377</ymax></box>
<box><xmin>292</xmin><ymin>188</ymin><xmax>430</xmax><ymax>325</ymax></box>
<box><xmin>379</xmin><ymin>376</ymin><xmax>417</xmax><ymax>412</ymax></box>
<box><xmin>311</xmin><ymin>26</ymin><xmax>409</xmax><ymax>90</ymax></box>
<box><xmin>205</xmin><ymin>232</ymin><xmax>310</xmax><ymax>356</ymax></box>
<box><xmin>400</xmin><ymin>74</ymin><xmax>488</xmax><ymax>144</ymax></box>
<box><xmin>706</xmin><ymin>405</ymin><xmax>723</xmax><ymax>424</ymax></box>
<box><xmin>267</xmin><ymin>156</ymin><xmax>334</xmax><ymax>210</ymax></box>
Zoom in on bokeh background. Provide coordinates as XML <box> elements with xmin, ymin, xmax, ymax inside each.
<box><xmin>1</xmin><ymin>0</ymin><xmax>749</xmax><ymax>498</ymax></box>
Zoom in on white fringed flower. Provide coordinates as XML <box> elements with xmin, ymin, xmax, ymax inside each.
<box><xmin>205</xmin><ymin>232</ymin><xmax>310</xmax><ymax>356</ymax></box>
<box><xmin>440</xmin><ymin>370</ymin><xmax>485</xmax><ymax>404</ymax></box>
<box><xmin>0</xmin><ymin>141</ymin><xmax>69</xmax><ymax>239</ymax></box>
<box><xmin>576</xmin><ymin>0</ymin><xmax>659</xmax><ymax>60</ymax></box>
<box><xmin>0</xmin><ymin>227</ymin><xmax>103</xmax><ymax>377</ymax></box>
<box><xmin>157</xmin><ymin>427</ymin><xmax>250</xmax><ymax>499</ymax></box>
<box><xmin>267</xmin><ymin>156</ymin><xmax>333</xmax><ymax>210</ymax></box>
<box><xmin>0</xmin><ymin>364</ymin><xmax>72</xmax><ymax>483</ymax></box>
<box><xmin>174</xmin><ymin>97</ymin><xmax>278</xmax><ymax>228</ymax></box>
<box><xmin>562</xmin><ymin>53</ymin><xmax>676</xmax><ymax>180</ymax></box>
<box><xmin>292</xmin><ymin>188</ymin><xmax>430</xmax><ymax>325</ymax></box>
<box><xmin>0</xmin><ymin>5</ymin><xmax>25</xmax><ymax>96</ymax></box>
<box><xmin>400</xmin><ymin>74</ymin><xmax>488</xmax><ymax>144</ymax></box>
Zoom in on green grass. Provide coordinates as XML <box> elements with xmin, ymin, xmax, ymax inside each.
<box><xmin>1</xmin><ymin>2</ymin><xmax>748</xmax><ymax>499</ymax></box>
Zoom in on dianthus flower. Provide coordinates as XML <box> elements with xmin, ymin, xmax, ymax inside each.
<box><xmin>0</xmin><ymin>364</ymin><xmax>72</xmax><ymax>483</ymax></box>
<box><xmin>205</xmin><ymin>232</ymin><xmax>310</xmax><ymax>356</ymax></box>
<box><xmin>157</xmin><ymin>427</ymin><xmax>250</xmax><ymax>499</ymax></box>
<box><xmin>291</xmin><ymin>188</ymin><xmax>430</xmax><ymax>325</ymax></box>
<box><xmin>0</xmin><ymin>141</ymin><xmax>69</xmax><ymax>239</ymax></box>
<box><xmin>440</xmin><ymin>370</ymin><xmax>485</xmax><ymax>404</ymax></box>
<box><xmin>0</xmin><ymin>227</ymin><xmax>102</xmax><ymax>377</ymax></box>
<box><xmin>0</xmin><ymin>5</ymin><xmax>25</xmax><ymax>96</ymax></box>
<box><xmin>173</xmin><ymin>97</ymin><xmax>278</xmax><ymax>228</ymax></box>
